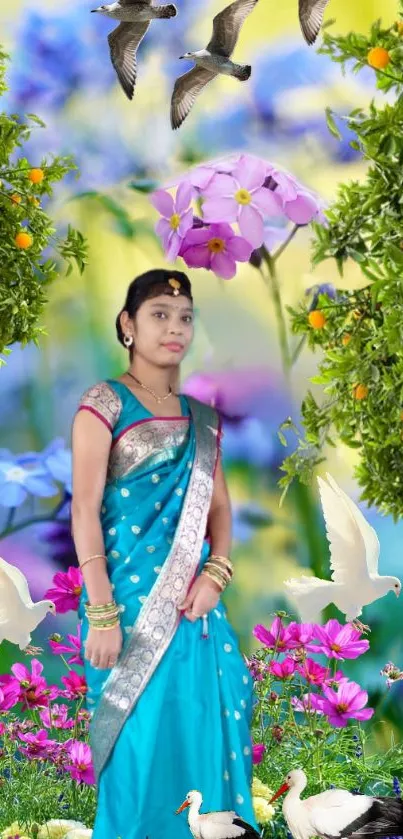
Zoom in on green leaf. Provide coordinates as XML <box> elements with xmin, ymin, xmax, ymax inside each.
<box><xmin>325</xmin><ymin>107</ymin><xmax>342</xmax><ymax>140</ymax></box>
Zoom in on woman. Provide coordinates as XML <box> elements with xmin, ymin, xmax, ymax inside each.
<box><xmin>71</xmin><ymin>268</ymin><xmax>259</xmax><ymax>839</ymax></box>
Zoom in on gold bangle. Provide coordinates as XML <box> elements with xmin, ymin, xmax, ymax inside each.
<box><xmin>201</xmin><ymin>568</ymin><xmax>226</xmax><ymax>591</ymax></box>
<box><xmin>204</xmin><ymin>561</ymin><xmax>231</xmax><ymax>583</ymax></box>
<box><xmin>85</xmin><ymin>600</ymin><xmax>117</xmax><ymax>611</ymax></box>
<box><xmin>79</xmin><ymin>555</ymin><xmax>107</xmax><ymax>570</ymax></box>
<box><xmin>208</xmin><ymin>557</ymin><xmax>233</xmax><ymax>578</ymax></box>
<box><xmin>91</xmin><ymin>622</ymin><xmax>120</xmax><ymax>631</ymax></box>
<box><xmin>210</xmin><ymin>555</ymin><xmax>233</xmax><ymax>573</ymax></box>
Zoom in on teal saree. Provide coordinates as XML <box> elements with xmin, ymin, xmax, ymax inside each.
<box><xmin>76</xmin><ymin>379</ymin><xmax>259</xmax><ymax>839</ymax></box>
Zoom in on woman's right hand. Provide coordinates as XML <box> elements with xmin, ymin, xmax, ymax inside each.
<box><xmin>84</xmin><ymin>624</ymin><xmax>123</xmax><ymax>670</ymax></box>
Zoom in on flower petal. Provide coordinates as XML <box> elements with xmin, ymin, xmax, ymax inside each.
<box><xmin>182</xmin><ymin>243</ymin><xmax>211</xmax><ymax>270</ymax></box>
<box><xmin>238</xmin><ymin>204</ymin><xmax>265</xmax><ymax>249</ymax></box>
<box><xmin>233</xmin><ymin>155</ymin><xmax>267</xmax><ymax>191</ymax></box>
<box><xmin>284</xmin><ymin>193</ymin><xmax>319</xmax><ymax>225</ymax></box>
<box><xmin>202</xmin><ymin>197</ymin><xmax>238</xmax><ymax>224</ymax></box>
<box><xmin>166</xmin><ymin>231</ymin><xmax>181</xmax><ymax>262</ymax></box>
<box><xmin>203</xmin><ymin>173</ymin><xmax>238</xmax><ymax>198</ymax></box>
<box><xmin>175</xmin><ymin>180</ymin><xmax>193</xmax><ymax>214</ymax></box>
<box><xmin>178</xmin><ymin>207</ymin><xmax>194</xmax><ymax>236</ymax></box>
<box><xmin>253</xmin><ymin>187</ymin><xmax>285</xmax><ymax>217</ymax></box>
<box><xmin>227</xmin><ymin>235</ymin><xmax>253</xmax><ymax>262</ymax></box>
<box><xmin>150</xmin><ymin>189</ymin><xmax>175</xmax><ymax>218</ymax></box>
<box><xmin>211</xmin><ymin>251</ymin><xmax>237</xmax><ymax>280</ymax></box>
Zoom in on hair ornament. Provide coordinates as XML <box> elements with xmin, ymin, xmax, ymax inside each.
<box><xmin>168</xmin><ymin>278</ymin><xmax>181</xmax><ymax>296</ymax></box>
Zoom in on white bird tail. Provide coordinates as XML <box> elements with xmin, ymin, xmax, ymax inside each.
<box><xmin>284</xmin><ymin>576</ymin><xmax>334</xmax><ymax>623</ymax></box>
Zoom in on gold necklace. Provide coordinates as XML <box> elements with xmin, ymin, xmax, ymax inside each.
<box><xmin>125</xmin><ymin>370</ymin><xmax>173</xmax><ymax>404</ymax></box>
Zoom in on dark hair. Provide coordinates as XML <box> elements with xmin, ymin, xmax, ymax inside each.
<box><xmin>115</xmin><ymin>268</ymin><xmax>193</xmax><ymax>357</ymax></box>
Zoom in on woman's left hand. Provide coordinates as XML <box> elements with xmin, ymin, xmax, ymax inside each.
<box><xmin>177</xmin><ymin>574</ymin><xmax>221</xmax><ymax>622</ymax></box>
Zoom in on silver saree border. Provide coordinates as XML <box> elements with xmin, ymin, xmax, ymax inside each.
<box><xmin>89</xmin><ymin>396</ymin><xmax>219</xmax><ymax>784</ymax></box>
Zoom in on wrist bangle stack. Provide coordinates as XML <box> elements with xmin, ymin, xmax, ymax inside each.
<box><xmin>84</xmin><ymin>600</ymin><xmax>120</xmax><ymax>630</ymax></box>
<box><xmin>201</xmin><ymin>554</ymin><xmax>234</xmax><ymax>592</ymax></box>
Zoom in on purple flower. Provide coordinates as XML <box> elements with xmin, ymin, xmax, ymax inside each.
<box><xmin>310</xmin><ymin>681</ymin><xmax>374</xmax><ymax>728</ymax></box>
<box><xmin>150</xmin><ymin>181</ymin><xmax>194</xmax><ymax>261</ymax></box>
<box><xmin>253</xmin><ymin>617</ymin><xmax>299</xmax><ymax>652</ymax></box>
<box><xmin>291</xmin><ymin>693</ymin><xmax>323</xmax><ymax>715</ymax></box>
<box><xmin>202</xmin><ymin>155</ymin><xmax>281</xmax><ymax>248</ymax></box>
<box><xmin>310</xmin><ymin>619</ymin><xmax>370</xmax><ymax>660</ymax></box>
<box><xmin>179</xmin><ymin>221</ymin><xmax>252</xmax><ymax>280</ymax></box>
<box><xmin>252</xmin><ymin>743</ymin><xmax>266</xmax><ymax>764</ymax></box>
<box><xmin>264</xmin><ymin>165</ymin><xmax>326</xmax><ymax>225</ymax></box>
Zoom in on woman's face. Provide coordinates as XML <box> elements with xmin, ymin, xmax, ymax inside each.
<box><xmin>129</xmin><ymin>293</ymin><xmax>194</xmax><ymax>367</ymax></box>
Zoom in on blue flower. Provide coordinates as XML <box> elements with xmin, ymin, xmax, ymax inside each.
<box><xmin>0</xmin><ymin>449</ymin><xmax>59</xmax><ymax>508</ymax></box>
<box><xmin>222</xmin><ymin>417</ymin><xmax>278</xmax><ymax>468</ymax></box>
<box><xmin>393</xmin><ymin>777</ymin><xmax>401</xmax><ymax>797</ymax></box>
<box><xmin>41</xmin><ymin>439</ymin><xmax>72</xmax><ymax>495</ymax></box>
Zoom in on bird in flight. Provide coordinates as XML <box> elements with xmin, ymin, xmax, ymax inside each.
<box><xmin>91</xmin><ymin>0</ymin><xmax>177</xmax><ymax>100</ymax></box>
<box><xmin>171</xmin><ymin>0</ymin><xmax>258</xmax><ymax>130</ymax></box>
<box><xmin>284</xmin><ymin>472</ymin><xmax>401</xmax><ymax>624</ymax></box>
<box><xmin>298</xmin><ymin>0</ymin><xmax>331</xmax><ymax>45</ymax></box>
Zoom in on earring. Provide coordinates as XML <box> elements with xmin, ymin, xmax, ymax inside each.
<box><xmin>123</xmin><ymin>334</ymin><xmax>133</xmax><ymax>348</ymax></box>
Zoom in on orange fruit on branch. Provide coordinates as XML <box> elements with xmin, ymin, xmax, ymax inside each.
<box><xmin>308</xmin><ymin>310</ymin><xmax>326</xmax><ymax>329</ymax></box>
<box><xmin>15</xmin><ymin>231</ymin><xmax>33</xmax><ymax>249</ymax></box>
<box><xmin>28</xmin><ymin>167</ymin><xmax>44</xmax><ymax>184</ymax></box>
<box><xmin>353</xmin><ymin>383</ymin><xmax>369</xmax><ymax>400</ymax></box>
<box><xmin>367</xmin><ymin>47</ymin><xmax>391</xmax><ymax>69</ymax></box>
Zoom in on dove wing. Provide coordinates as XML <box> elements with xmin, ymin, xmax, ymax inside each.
<box><xmin>0</xmin><ymin>558</ymin><xmax>33</xmax><ymax>606</ymax></box>
<box><xmin>120</xmin><ymin>0</ymin><xmax>152</xmax><ymax>5</ymax></box>
<box><xmin>325</xmin><ymin>472</ymin><xmax>380</xmax><ymax>575</ymax></box>
<box><xmin>206</xmin><ymin>0</ymin><xmax>258</xmax><ymax>57</ymax></box>
<box><xmin>171</xmin><ymin>67</ymin><xmax>217</xmax><ymax>129</ymax></box>
<box><xmin>317</xmin><ymin>476</ymin><xmax>371</xmax><ymax>586</ymax></box>
<box><xmin>108</xmin><ymin>21</ymin><xmax>150</xmax><ymax>100</ymax></box>
<box><xmin>298</xmin><ymin>0</ymin><xmax>330</xmax><ymax>44</ymax></box>
<box><xmin>0</xmin><ymin>564</ymin><xmax>30</xmax><ymax>625</ymax></box>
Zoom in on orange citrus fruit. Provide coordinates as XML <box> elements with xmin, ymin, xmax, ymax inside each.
<box><xmin>15</xmin><ymin>231</ymin><xmax>33</xmax><ymax>249</ymax></box>
<box><xmin>308</xmin><ymin>310</ymin><xmax>326</xmax><ymax>329</ymax></box>
<box><xmin>342</xmin><ymin>333</ymin><xmax>351</xmax><ymax>346</ymax></box>
<box><xmin>353</xmin><ymin>383</ymin><xmax>369</xmax><ymax>400</ymax></box>
<box><xmin>11</xmin><ymin>193</ymin><xmax>22</xmax><ymax>205</ymax></box>
<box><xmin>28</xmin><ymin>168</ymin><xmax>44</xmax><ymax>184</ymax></box>
<box><xmin>367</xmin><ymin>47</ymin><xmax>391</xmax><ymax>69</ymax></box>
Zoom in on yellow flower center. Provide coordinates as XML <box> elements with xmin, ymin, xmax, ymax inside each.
<box><xmin>207</xmin><ymin>237</ymin><xmax>225</xmax><ymax>254</ymax></box>
<box><xmin>336</xmin><ymin>703</ymin><xmax>348</xmax><ymax>713</ymax></box>
<box><xmin>235</xmin><ymin>188</ymin><xmax>252</xmax><ymax>205</ymax></box>
<box><xmin>170</xmin><ymin>213</ymin><xmax>180</xmax><ymax>230</ymax></box>
<box><xmin>330</xmin><ymin>643</ymin><xmax>341</xmax><ymax>652</ymax></box>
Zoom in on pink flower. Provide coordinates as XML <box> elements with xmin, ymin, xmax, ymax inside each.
<box><xmin>380</xmin><ymin>661</ymin><xmax>403</xmax><ymax>688</ymax></box>
<box><xmin>252</xmin><ymin>743</ymin><xmax>265</xmax><ymax>764</ymax></box>
<box><xmin>61</xmin><ymin>670</ymin><xmax>88</xmax><ymax>700</ymax></box>
<box><xmin>49</xmin><ymin>623</ymin><xmax>83</xmax><ymax>666</ymax></box>
<box><xmin>44</xmin><ymin>566</ymin><xmax>83</xmax><ymax>614</ymax></box>
<box><xmin>310</xmin><ymin>681</ymin><xmax>374</xmax><ymax>728</ymax></box>
<box><xmin>39</xmin><ymin>703</ymin><xmax>75</xmax><ymax>729</ymax></box>
<box><xmin>180</xmin><ymin>221</ymin><xmax>252</xmax><ymax>280</ymax></box>
<box><xmin>311</xmin><ymin>620</ymin><xmax>370</xmax><ymax>660</ymax></box>
<box><xmin>297</xmin><ymin>659</ymin><xmax>346</xmax><ymax>687</ymax></box>
<box><xmin>288</xmin><ymin>622</ymin><xmax>316</xmax><ymax>647</ymax></box>
<box><xmin>0</xmin><ymin>682</ymin><xmax>21</xmax><ymax>711</ymax></box>
<box><xmin>150</xmin><ymin>181</ymin><xmax>194</xmax><ymax>261</ymax></box>
<box><xmin>65</xmin><ymin>740</ymin><xmax>95</xmax><ymax>785</ymax></box>
<box><xmin>202</xmin><ymin>155</ymin><xmax>282</xmax><ymax>248</ymax></box>
<box><xmin>269</xmin><ymin>657</ymin><xmax>296</xmax><ymax>679</ymax></box>
<box><xmin>9</xmin><ymin>659</ymin><xmax>59</xmax><ymax>710</ymax></box>
<box><xmin>292</xmin><ymin>693</ymin><xmax>323</xmax><ymax>715</ymax></box>
<box><xmin>265</xmin><ymin>165</ymin><xmax>325</xmax><ymax>225</ymax></box>
<box><xmin>253</xmin><ymin>617</ymin><xmax>298</xmax><ymax>652</ymax></box>
<box><xmin>17</xmin><ymin>728</ymin><xmax>58</xmax><ymax>760</ymax></box>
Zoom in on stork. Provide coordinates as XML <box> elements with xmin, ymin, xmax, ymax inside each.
<box><xmin>175</xmin><ymin>789</ymin><xmax>261</xmax><ymax>839</ymax></box>
<box><xmin>270</xmin><ymin>768</ymin><xmax>403</xmax><ymax>839</ymax></box>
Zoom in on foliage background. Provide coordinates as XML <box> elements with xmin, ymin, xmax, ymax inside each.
<box><xmin>1</xmin><ymin>0</ymin><xmax>402</xmax><ymax>757</ymax></box>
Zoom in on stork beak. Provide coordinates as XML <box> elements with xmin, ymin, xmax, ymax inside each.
<box><xmin>175</xmin><ymin>800</ymin><xmax>190</xmax><ymax>814</ymax></box>
<box><xmin>269</xmin><ymin>782</ymin><xmax>289</xmax><ymax>804</ymax></box>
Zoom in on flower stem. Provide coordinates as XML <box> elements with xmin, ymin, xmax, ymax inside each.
<box><xmin>260</xmin><ymin>247</ymin><xmax>291</xmax><ymax>381</ymax></box>
<box><xmin>272</xmin><ymin>224</ymin><xmax>299</xmax><ymax>262</ymax></box>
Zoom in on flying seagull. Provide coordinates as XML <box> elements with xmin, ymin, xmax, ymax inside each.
<box><xmin>0</xmin><ymin>557</ymin><xmax>56</xmax><ymax>650</ymax></box>
<box><xmin>91</xmin><ymin>0</ymin><xmax>177</xmax><ymax>100</ymax></box>
<box><xmin>298</xmin><ymin>0</ymin><xmax>331</xmax><ymax>45</ymax></box>
<box><xmin>283</xmin><ymin>472</ymin><xmax>401</xmax><ymax>624</ymax></box>
<box><xmin>171</xmin><ymin>0</ymin><xmax>258</xmax><ymax>130</ymax></box>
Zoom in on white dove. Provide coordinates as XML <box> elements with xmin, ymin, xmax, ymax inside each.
<box><xmin>284</xmin><ymin>472</ymin><xmax>401</xmax><ymax>624</ymax></box>
<box><xmin>0</xmin><ymin>557</ymin><xmax>56</xmax><ymax>650</ymax></box>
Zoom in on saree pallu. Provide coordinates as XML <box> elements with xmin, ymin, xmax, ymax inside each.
<box><xmin>76</xmin><ymin>380</ymin><xmax>259</xmax><ymax>839</ymax></box>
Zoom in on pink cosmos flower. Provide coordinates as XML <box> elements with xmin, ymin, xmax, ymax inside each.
<box><xmin>202</xmin><ymin>155</ymin><xmax>282</xmax><ymax>249</ymax></box>
<box><xmin>180</xmin><ymin>221</ymin><xmax>252</xmax><ymax>279</ymax></box>
<box><xmin>252</xmin><ymin>743</ymin><xmax>265</xmax><ymax>764</ymax></box>
<box><xmin>0</xmin><ymin>682</ymin><xmax>21</xmax><ymax>711</ymax></box>
<box><xmin>39</xmin><ymin>703</ymin><xmax>75</xmax><ymax>729</ymax></box>
<box><xmin>253</xmin><ymin>617</ymin><xmax>298</xmax><ymax>652</ymax></box>
<box><xmin>292</xmin><ymin>693</ymin><xmax>324</xmax><ymax>715</ymax></box>
<box><xmin>311</xmin><ymin>620</ymin><xmax>370</xmax><ymax>660</ymax></box>
<box><xmin>150</xmin><ymin>181</ymin><xmax>194</xmax><ymax>261</ymax></box>
<box><xmin>288</xmin><ymin>622</ymin><xmax>315</xmax><ymax>647</ymax></box>
<box><xmin>65</xmin><ymin>740</ymin><xmax>95</xmax><ymax>785</ymax></box>
<box><xmin>17</xmin><ymin>728</ymin><xmax>58</xmax><ymax>760</ymax></box>
<box><xmin>269</xmin><ymin>657</ymin><xmax>296</xmax><ymax>679</ymax></box>
<box><xmin>8</xmin><ymin>658</ymin><xmax>59</xmax><ymax>710</ymax></box>
<box><xmin>61</xmin><ymin>670</ymin><xmax>88</xmax><ymax>700</ymax></box>
<box><xmin>310</xmin><ymin>681</ymin><xmax>374</xmax><ymax>728</ymax></box>
<box><xmin>297</xmin><ymin>659</ymin><xmax>346</xmax><ymax>687</ymax></box>
<box><xmin>44</xmin><ymin>566</ymin><xmax>83</xmax><ymax>613</ymax></box>
<box><xmin>49</xmin><ymin>623</ymin><xmax>83</xmax><ymax>666</ymax></box>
